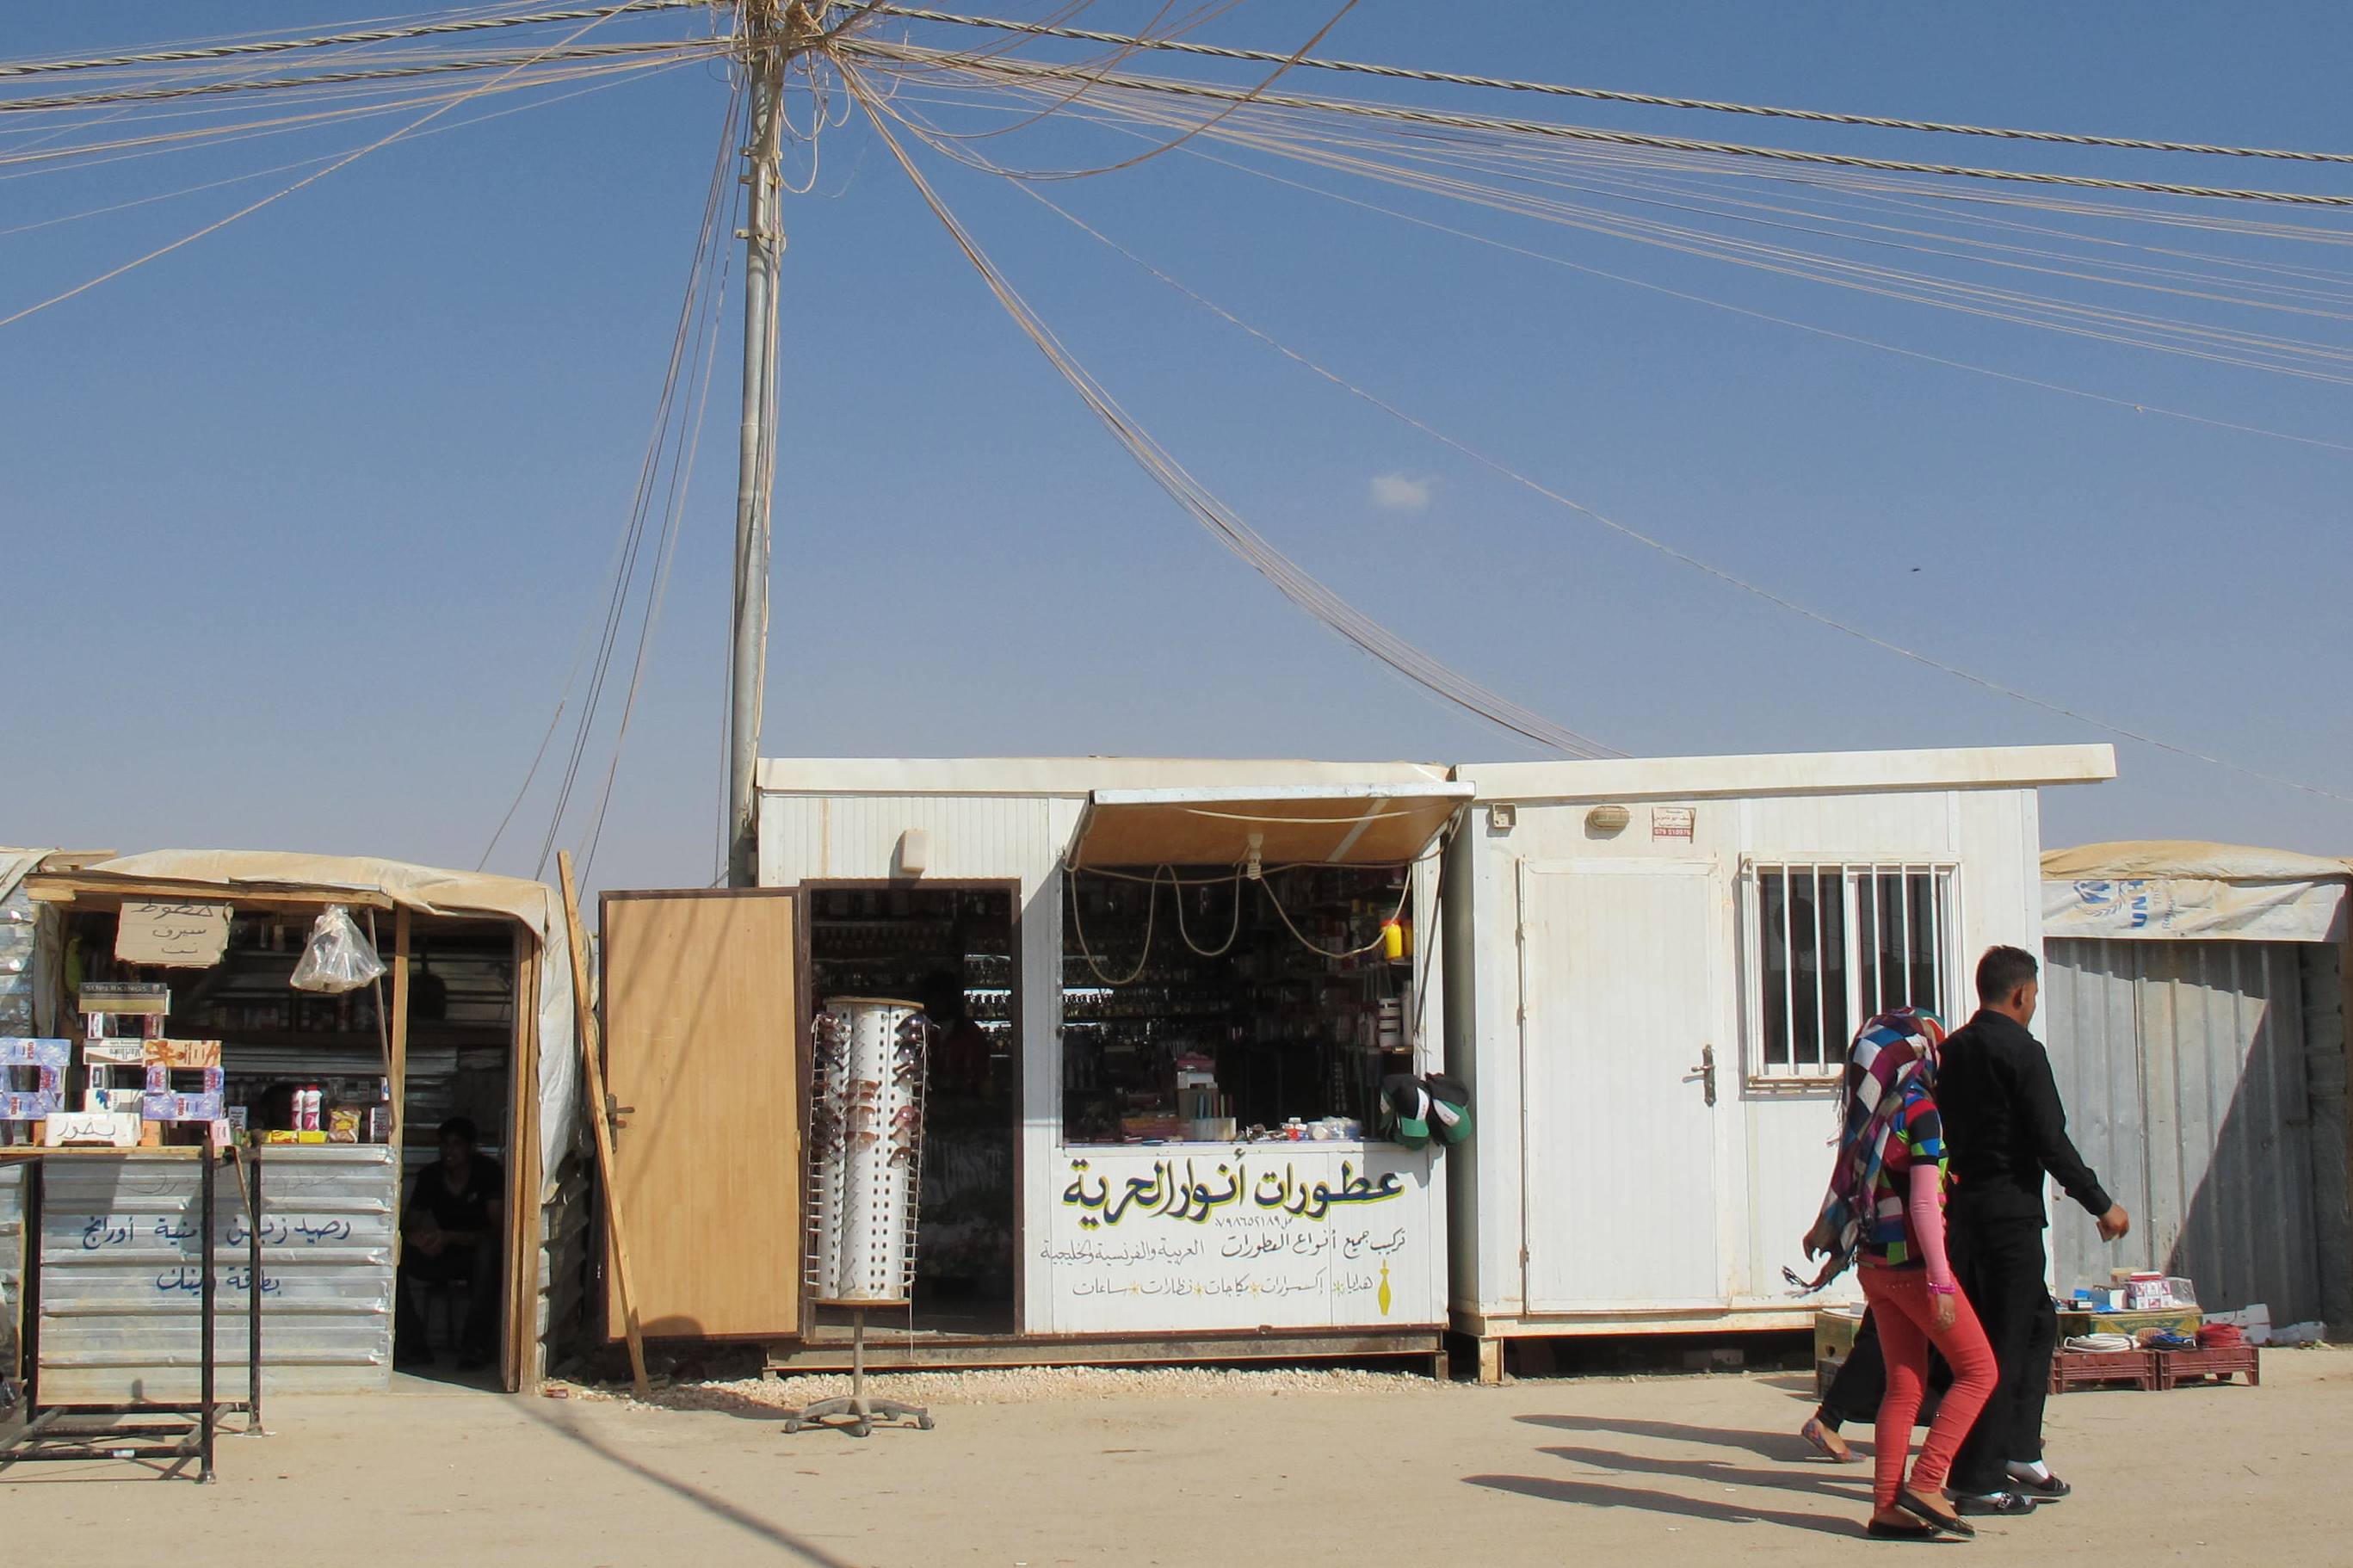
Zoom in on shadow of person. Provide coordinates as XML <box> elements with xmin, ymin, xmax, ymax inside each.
<box><xmin>1517</xmin><ymin>1413</ymin><xmax>1831</xmax><ymax>1465</ymax></box>
<box><xmin>1466</xmin><ymin>1473</ymin><xmax>1862</xmax><ymax>1540</ymax></box>
<box><xmin>1532</xmin><ymin>1443</ymin><xmax>1870</xmax><ymax>1502</ymax></box>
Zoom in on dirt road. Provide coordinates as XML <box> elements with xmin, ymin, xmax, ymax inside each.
<box><xmin>4</xmin><ymin>1354</ymin><xmax>2338</xmax><ymax>1565</ymax></box>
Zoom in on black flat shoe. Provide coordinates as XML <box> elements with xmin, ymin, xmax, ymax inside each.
<box><xmin>1866</xmin><ymin>1520</ymin><xmax>1938</xmax><ymax>1540</ymax></box>
<box><xmin>1953</xmin><ymin>1491</ymin><xmax>2039</xmax><ymax>1517</ymax></box>
<box><xmin>2009</xmin><ymin>1472</ymin><xmax>2071</xmax><ymax>1502</ymax></box>
<box><xmin>1898</xmin><ymin>1491</ymin><xmax>1975</xmax><ymax>1538</ymax></box>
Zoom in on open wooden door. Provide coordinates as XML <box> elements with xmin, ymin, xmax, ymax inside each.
<box><xmin>599</xmin><ymin>889</ymin><xmax>803</xmax><ymax>1340</ymax></box>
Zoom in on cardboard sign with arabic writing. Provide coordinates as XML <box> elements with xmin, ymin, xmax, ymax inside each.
<box><xmin>114</xmin><ymin>901</ymin><xmax>232</xmax><ymax>967</ymax></box>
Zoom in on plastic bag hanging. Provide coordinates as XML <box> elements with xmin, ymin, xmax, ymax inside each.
<box><xmin>289</xmin><ymin>903</ymin><xmax>386</xmax><ymax>993</ymax></box>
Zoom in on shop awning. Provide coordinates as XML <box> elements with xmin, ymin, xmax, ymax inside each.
<box><xmin>1071</xmin><ymin>783</ymin><xmax>1472</xmax><ymax>868</ymax></box>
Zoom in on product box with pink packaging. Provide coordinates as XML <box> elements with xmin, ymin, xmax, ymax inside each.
<box><xmin>2</xmin><ymin>1038</ymin><xmax>70</xmax><ymax>1120</ymax></box>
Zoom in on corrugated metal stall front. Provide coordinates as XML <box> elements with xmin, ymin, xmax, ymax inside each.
<box><xmin>2046</xmin><ymin>937</ymin><xmax>2322</xmax><ymax>1323</ymax></box>
<box><xmin>537</xmin><ymin>1149</ymin><xmax>591</xmax><ymax>1355</ymax></box>
<box><xmin>32</xmin><ymin>1146</ymin><xmax>396</xmax><ymax>1404</ymax></box>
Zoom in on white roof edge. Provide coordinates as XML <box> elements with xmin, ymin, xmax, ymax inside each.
<box><xmin>1454</xmin><ymin>744</ymin><xmax>2118</xmax><ymax>802</ymax></box>
<box><xmin>757</xmin><ymin>756</ymin><xmax>1456</xmax><ymax>798</ymax></box>
<box><xmin>1092</xmin><ymin>783</ymin><xmax>1473</xmax><ymax>806</ymax></box>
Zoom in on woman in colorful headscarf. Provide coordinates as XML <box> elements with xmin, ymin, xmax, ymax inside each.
<box><xmin>1798</xmin><ymin>1009</ymin><xmax>1998</xmax><ymax>1540</ymax></box>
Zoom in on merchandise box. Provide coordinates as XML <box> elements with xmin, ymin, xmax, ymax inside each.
<box><xmin>143</xmin><ymin>1039</ymin><xmax>223</xmax><ymax>1070</ymax></box>
<box><xmin>142</xmin><ymin>1063</ymin><xmax>225</xmax><ymax>1123</ymax></box>
<box><xmin>0</xmin><ymin>1037</ymin><xmax>71</xmax><ymax>1069</ymax></box>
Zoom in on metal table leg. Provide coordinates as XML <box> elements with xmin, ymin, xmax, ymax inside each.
<box><xmin>199</xmin><ymin>1144</ymin><xmax>216</xmax><ymax>1484</ymax></box>
<box><xmin>246</xmin><ymin>1149</ymin><xmax>264</xmax><ymax>1435</ymax></box>
<box><xmin>21</xmin><ymin>1154</ymin><xmax>41</xmax><ymax>1414</ymax></box>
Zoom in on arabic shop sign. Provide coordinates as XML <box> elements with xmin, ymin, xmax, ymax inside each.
<box><xmin>1044</xmin><ymin>1147</ymin><xmax>1433</xmax><ymax>1333</ymax></box>
<box><xmin>70</xmin><ymin>1208</ymin><xmax>364</xmax><ymax>1298</ymax></box>
<box><xmin>1060</xmin><ymin>1153</ymin><xmax>1403</xmax><ymax>1229</ymax></box>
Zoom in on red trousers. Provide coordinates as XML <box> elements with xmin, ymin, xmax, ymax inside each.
<box><xmin>1859</xmin><ymin>1265</ymin><xmax>1999</xmax><ymax>1510</ymax></box>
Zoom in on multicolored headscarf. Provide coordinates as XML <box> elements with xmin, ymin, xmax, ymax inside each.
<box><xmin>1787</xmin><ymin>1008</ymin><xmax>1947</xmax><ymax>1293</ymax></box>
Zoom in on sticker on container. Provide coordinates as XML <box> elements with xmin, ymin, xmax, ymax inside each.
<box><xmin>1652</xmin><ymin>806</ymin><xmax>1695</xmax><ymax>840</ymax></box>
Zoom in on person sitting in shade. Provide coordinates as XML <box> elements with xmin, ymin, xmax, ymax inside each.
<box><xmin>394</xmin><ymin>1116</ymin><xmax>503</xmax><ymax>1372</ymax></box>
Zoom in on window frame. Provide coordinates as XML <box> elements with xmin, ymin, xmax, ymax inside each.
<box><xmin>1739</xmin><ymin>858</ymin><xmax>1963</xmax><ymax>1087</ymax></box>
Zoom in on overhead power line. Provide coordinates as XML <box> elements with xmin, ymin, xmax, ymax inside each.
<box><xmin>0</xmin><ymin>2</ymin><xmax>713</xmax><ymax>80</ymax></box>
<box><xmin>840</xmin><ymin>61</ymin><xmax>1617</xmax><ymax>760</ymax></box>
<box><xmin>863</xmin><ymin>7</ymin><xmax>2353</xmax><ymax>167</ymax></box>
<box><xmin>0</xmin><ymin>1</ymin><xmax>652</xmax><ymax>330</ymax></box>
<box><xmin>846</xmin><ymin>43</ymin><xmax>2353</xmax><ymax>207</ymax></box>
<box><xmin>0</xmin><ymin>41</ymin><xmax>725</xmax><ymax>114</ymax></box>
<box><xmin>998</xmin><ymin>177</ymin><xmax>2353</xmax><ymax>806</ymax></box>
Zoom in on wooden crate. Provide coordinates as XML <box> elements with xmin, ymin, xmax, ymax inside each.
<box><xmin>2049</xmin><ymin>1349</ymin><xmax>2157</xmax><ymax>1393</ymax></box>
<box><xmin>2156</xmin><ymin>1346</ymin><xmax>2260</xmax><ymax>1390</ymax></box>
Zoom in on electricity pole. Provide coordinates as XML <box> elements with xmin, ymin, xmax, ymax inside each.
<box><xmin>725</xmin><ymin>1</ymin><xmax>807</xmax><ymax>887</ymax></box>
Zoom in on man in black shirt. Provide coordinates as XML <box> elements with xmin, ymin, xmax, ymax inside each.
<box><xmin>393</xmin><ymin>1116</ymin><xmax>504</xmax><ymax>1371</ymax></box>
<box><xmin>1937</xmin><ymin>946</ymin><xmax>2129</xmax><ymax>1516</ymax></box>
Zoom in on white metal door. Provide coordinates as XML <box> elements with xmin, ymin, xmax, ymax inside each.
<box><xmin>1520</xmin><ymin>861</ymin><xmax>1727</xmax><ymax>1312</ymax></box>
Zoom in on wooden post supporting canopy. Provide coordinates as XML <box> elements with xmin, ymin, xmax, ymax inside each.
<box><xmin>389</xmin><ymin>908</ymin><xmax>411</xmax><ymax>1268</ymax></box>
<box><xmin>559</xmin><ymin>852</ymin><xmax>651</xmax><ymax>1399</ymax></box>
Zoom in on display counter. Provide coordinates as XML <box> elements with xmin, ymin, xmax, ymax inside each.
<box><xmin>1038</xmin><ymin>1139</ymin><xmax>1442</xmax><ymax>1335</ymax></box>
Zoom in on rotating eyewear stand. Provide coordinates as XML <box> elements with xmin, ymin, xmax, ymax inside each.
<box><xmin>787</xmin><ymin>998</ymin><xmax>936</xmax><ymax>1439</ymax></box>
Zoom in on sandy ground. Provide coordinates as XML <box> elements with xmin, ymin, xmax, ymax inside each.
<box><xmin>3</xmin><ymin>1352</ymin><xmax>2341</xmax><ymax>1565</ymax></box>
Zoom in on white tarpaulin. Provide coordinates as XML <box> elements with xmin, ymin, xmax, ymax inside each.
<box><xmin>2042</xmin><ymin>841</ymin><xmax>2349</xmax><ymax>943</ymax></box>
<box><xmin>2</xmin><ymin>847</ymin><xmax>69</xmax><ymax>1038</ymax></box>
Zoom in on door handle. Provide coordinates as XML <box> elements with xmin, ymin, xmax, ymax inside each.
<box><xmin>605</xmin><ymin>1094</ymin><xmax>634</xmax><ymax>1137</ymax></box>
<box><xmin>1684</xmin><ymin>1045</ymin><xmax>1717</xmax><ymax>1108</ymax></box>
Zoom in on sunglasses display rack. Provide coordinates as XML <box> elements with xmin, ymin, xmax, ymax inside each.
<box><xmin>793</xmin><ymin>996</ymin><xmax>935</xmax><ymax>1437</ymax></box>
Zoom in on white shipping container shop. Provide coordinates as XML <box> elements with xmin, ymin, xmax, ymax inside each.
<box><xmin>1442</xmin><ymin>745</ymin><xmax>2115</xmax><ymax>1381</ymax></box>
<box><xmin>614</xmin><ymin>758</ymin><xmax>1464</xmax><ymax>1372</ymax></box>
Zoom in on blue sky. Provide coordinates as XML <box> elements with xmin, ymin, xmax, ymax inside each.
<box><xmin>5</xmin><ymin>3</ymin><xmax>2348</xmax><ymax>893</ymax></box>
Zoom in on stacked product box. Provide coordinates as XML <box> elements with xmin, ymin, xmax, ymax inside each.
<box><xmin>1</xmin><ymin>1037</ymin><xmax>69</xmax><ymax>1140</ymax></box>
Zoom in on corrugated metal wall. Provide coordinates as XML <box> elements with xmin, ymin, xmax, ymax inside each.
<box><xmin>536</xmin><ymin>1149</ymin><xmax>591</xmax><ymax>1357</ymax></box>
<box><xmin>2301</xmin><ymin>944</ymin><xmax>2350</xmax><ymax>1331</ymax></box>
<box><xmin>2047</xmin><ymin>938</ymin><xmax>2324</xmax><ymax>1324</ymax></box>
<box><xmin>30</xmin><ymin>1146</ymin><xmax>396</xmax><ymax>1404</ymax></box>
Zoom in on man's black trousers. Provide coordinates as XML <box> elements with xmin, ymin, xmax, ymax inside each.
<box><xmin>1947</xmin><ymin>1214</ymin><xmax>2057</xmax><ymax>1494</ymax></box>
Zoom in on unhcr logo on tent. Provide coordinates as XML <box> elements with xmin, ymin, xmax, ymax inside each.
<box><xmin>2070</xmin><ymin>879</ymin><xmax>2170</xmax><ymax>930</ymax></box>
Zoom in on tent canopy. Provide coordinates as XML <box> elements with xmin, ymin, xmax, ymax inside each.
<box><xmin>1071</xmin><ymin>784</ymin><xmax>1471</xmax><ymax>868</ymax></box>
<box><xmin>22</xmin><ymin>849</ymin><xmax>577</xmax><ymax>1176</ymax></box>
<box><xmin>2042</xmin><ymin>841</ymin><xmax>2350</xmax><ymax>884</ymax></box>
<box><xmin>2042</xmin><ymin>840</ymin><xmax>2348</xmax><ymax>944</ymax></box>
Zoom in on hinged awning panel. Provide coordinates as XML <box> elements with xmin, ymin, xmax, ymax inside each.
<box><xmin>1072</xmin><ymin>784</ymin><xmax>1472</xmax><ymax>868</ymax></box>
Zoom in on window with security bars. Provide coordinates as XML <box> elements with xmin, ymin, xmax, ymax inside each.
<box><xmin>1747</xmin><ymin>863</ymin><xmax>1957</xmax><ymax>1078</ymax></box>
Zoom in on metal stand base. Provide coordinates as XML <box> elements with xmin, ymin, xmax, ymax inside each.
<box><xmin>782</xmin><ymin>1308</ymin><xmax>931</xmax><ymax>1439</ymax></box>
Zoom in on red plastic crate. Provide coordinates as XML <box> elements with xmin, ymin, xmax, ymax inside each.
<box><xmin>2156</xmin><ymin>1346</ymin><xmax>2260</xmax><ymax>1390</ymax></box>
<box><xmin>2049</xmin><ymin>1349</ymin><xmax>2157</xmax><ymax>1393</ymax></box>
